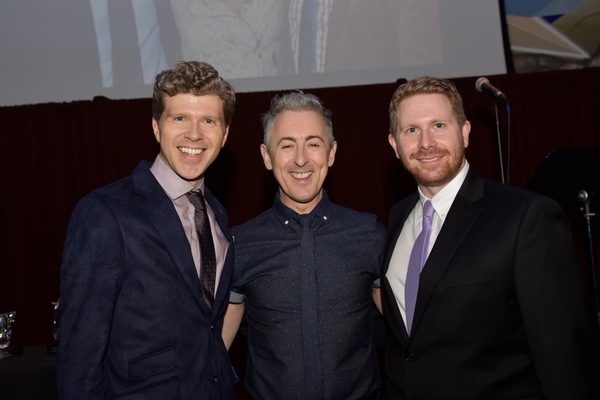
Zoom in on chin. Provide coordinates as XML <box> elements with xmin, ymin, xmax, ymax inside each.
<box><xmin>417</xmin><ymin>168</ymin><xmax>458</xmax><ymax>187</ymax></box>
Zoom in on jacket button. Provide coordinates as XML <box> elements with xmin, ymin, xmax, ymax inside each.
<box><xmin>212</xmin><ymin>376</ymin><xmax>220</xmax><ymax>384</ymax></box>
<box><xmin>406</xmin><ymin>353</ymin><xmax>415</xmax><ymax>361</ymax></box>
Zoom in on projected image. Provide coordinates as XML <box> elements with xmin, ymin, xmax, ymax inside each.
<box><xmin>170</xmin><ymin>0</ymin><xmax>284</xmax><ymax>79</ymax></box>
<box><xmin>505</xmin><ymin>0</ymin><xmax>600</xmax><ymax>72</ymax></box>
<box><xmin>0</xmin><ymin>0</ymin><xmax>508</xmax><ymax>106</ymax></box>
<box><xmin>77</xmin><ymin>0</ymin><xmax>445</xmax><ymax>86</ymax></box>
<box><xmin>90</xmin><ymin>0</ymin><xmax>170</xmax><ymax>87</ymax></box>
<box><xmin>170</xmin><ymin>0</ymin><xmax>443</xmax><ymax>79</ymax></box>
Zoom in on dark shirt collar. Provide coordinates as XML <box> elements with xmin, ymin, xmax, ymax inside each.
<box><xmin>272</xmin><ymin>190</ymin><xmax>332</xmax><ymax>231</ymax></box>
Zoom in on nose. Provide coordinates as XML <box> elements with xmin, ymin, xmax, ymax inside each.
<box><xmin>294</xmin><ymin>145</ymin><xmax>308</xmax><ymax>166</ymax></box>
<box><xmin>186</xmin><ymin>124</ymin><xmax>204</xmax><ymax>141</ymax></box>
<box><xmin>419</xmin><ymin>129</ymin><xmax>436</xmax><ymax>149</ymax></box>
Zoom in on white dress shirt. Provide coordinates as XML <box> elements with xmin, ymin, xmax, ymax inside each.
<box><xmin>386</xmin><ymin>161</ymin><xmax>470</xmax><ymax>328</ymax></box>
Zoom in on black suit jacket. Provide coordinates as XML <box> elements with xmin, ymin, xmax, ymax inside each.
<box><xmin>57</xmin><ymin>161</ymin><xmax>235</xmax><ymax>399</ymax></box>
<box><xmin>381</xmin><ymin>167</ymin><xmax>600</xmax><ymax>400</ymax></box>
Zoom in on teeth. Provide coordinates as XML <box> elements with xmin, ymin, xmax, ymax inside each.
<box><xmin>418</xmin><ymin>154</ymin><xmax>441</xmax><ymax>162</ymax></box>
<box><xmin>180</xmin><ymin>147</ymin><xmax>204</xmax><ymax>155</ymax></box>
<box><xmin>291</xmin><ymin>171</ymin><xmax>311</xmax><ymax>178</ymax></box>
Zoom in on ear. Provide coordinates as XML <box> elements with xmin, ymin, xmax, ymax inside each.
<box><xmin>260</xmin><ymin>144</ymin><xmax>273</xmax><ymax>170</ymax></box>
<box><xmin>388</xmin><ymin>133</ymin><xmax>400</xmax><ymax>159</ymax></box>
<box><xmin>327</xmin><ymin>141</ymin><xmax>337</xmax><ymax>167</ymax></box>
<box><xmin>221</xmin><ymin>126</ymin><xmax>230</xmax><ymax>148</ymax></box>
<box><xmin>152</xmin><ymin>117</ymin><xmax>160</xmax><ymax>143</ymax></box>
<box><xmin>462</xmin><ymin>120</ymin><xmax>471</xmax><ymax>148</ymax></box>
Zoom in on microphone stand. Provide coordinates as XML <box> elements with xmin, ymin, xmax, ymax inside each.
<box><xmin>492</xmin><ymin>99</ymin><xmax>505</xmax><ymax>184</ymax></box>
<box><xmin>476</xmin><ymin>77</ymin><xmax>510</xmax><ymax>184</ymax></box>
<box><xmin>578</xmin><ymin>190</ymin><xmax>600</xmax><ymax>330</ymax></box>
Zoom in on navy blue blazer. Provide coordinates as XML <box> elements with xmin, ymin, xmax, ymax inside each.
<box><xmin>57</xmin><ymin>161</ymin><xmax>235</xmax><ymax>399</ymax></box>
<box><xmin>381</xmin><ymin>167</ymin><xmax>600</xmax><ymax>400</ymax></box>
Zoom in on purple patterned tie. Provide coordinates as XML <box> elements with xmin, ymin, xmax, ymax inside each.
<box><xmin>186</xmin><ymin>190</ymin><xmax>216</xmax><ymax>310</ymax></box>
<box><xmin>405</xmin><ymin>200</ymin><xmax>435</xmax><ymax>335</ymax></box>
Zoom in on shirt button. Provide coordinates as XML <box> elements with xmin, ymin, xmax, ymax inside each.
<box><xmin>406</xmin><ymin>353</ymin><xmax>416</xmax><ymax>361</ymax></box>
<box><xmin>212</xmin><ymin>376</ymin><xmax>220</xmax><ymax>384</ymax></box>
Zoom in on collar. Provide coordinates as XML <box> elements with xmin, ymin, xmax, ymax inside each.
<box><xmin>272</xmin><ymin>190</ymin><xmax>332</xmax><ymax>231</ymax></box>
<box><xmin>418</xmin><ymin>161</ymin><xmax>470</xmax><ymax>222</ymax></box>
<box><xmin>150</xmin><ymin>154</ymin><xmax>205</xmax><ymax>200</ymax></box>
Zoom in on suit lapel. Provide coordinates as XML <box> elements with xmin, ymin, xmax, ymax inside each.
<box><xmin>383</xmin><ymin>194</ymin><xmax>419</xmax><ymax>342</ymax></box>
<box><xmin>131</xmin><ymin>163</ymin><xmax>208</xmax><ymax>314</ymax></box>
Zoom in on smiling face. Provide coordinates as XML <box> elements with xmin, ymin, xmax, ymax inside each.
<box><xmin>388</xmin><ymin>93</ymin><xmax>470</xmax><ymax>198</ymax></box>
<box><xmin>260</xmin><ymin>110</ymin><xmax>337</xmax><ymax>214</ymax></box>
<box><xmin>152</xmin><ymin>93</ymin><xmax>229</xmax><ymax>187</ymax></box>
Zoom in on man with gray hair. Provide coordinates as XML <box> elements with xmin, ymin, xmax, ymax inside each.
<box><xmin>222</xmin><ymin>91</ymin><xmax>385</xmax><ymax>399</ymax></box>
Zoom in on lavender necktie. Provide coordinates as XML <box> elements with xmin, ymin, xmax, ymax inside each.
<box><xmin>405</xmin><ymin>200</ymin><xmax>435</xmax><ymax>335</ymax></box>
<box><xmin>186</xmin><ymin>190</ymin><xmax>216</xmax><ymax>310</ymax></box>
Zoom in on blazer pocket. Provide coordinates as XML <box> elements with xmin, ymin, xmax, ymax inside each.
<box><xmin>129</xmin><ymin>347</ymin><xmax>177</xmax><ymax>381</ymax></box>
<box><xmin>444</xmin><ymin>269</ymin><xmax>496</xmax><ymax>288</ymax></box>
<box><xmin>110</xmin><ymin>376</ymin><xmax>181</xmax><ymax>400</ymax></box>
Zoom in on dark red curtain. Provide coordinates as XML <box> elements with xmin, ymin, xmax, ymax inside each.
<box><xmin>1</xmin><ymin>67</ymin><xmax>599</xmax><ymax>347</ymax></box>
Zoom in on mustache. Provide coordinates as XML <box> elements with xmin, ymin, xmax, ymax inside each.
<box><xmin>411</xmin><ymin>149</ymin><xmax>448</xmax><ymax>160</ymax></box>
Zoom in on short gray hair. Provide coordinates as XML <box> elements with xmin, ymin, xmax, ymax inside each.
<box><xmin>262</xmin><ymin>91</ymin><xmax>334</xmax><ymax>147</ymax></box>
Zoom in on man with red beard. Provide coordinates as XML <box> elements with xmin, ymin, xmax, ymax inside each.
<box><xmin>381</xmin><ymin>76</ymin><xmax>600</xmax><ymax>399</ymax></box>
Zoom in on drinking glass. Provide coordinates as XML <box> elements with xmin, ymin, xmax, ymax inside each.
<box><xmin>47</xmin><ymin>301</ymin><xmax>59</xmax><ymax>354</ymax></box>
<box><xmin>0</xmin><ymin>311</ymin><xmax>16</xmax><ymax>359</ymax></box>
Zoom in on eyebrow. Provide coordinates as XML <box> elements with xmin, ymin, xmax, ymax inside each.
<box><xmin>165</xmin><ymin>110</ymin><xmax>223</xmax><ymax>122</ymax></box>
<box><xmin>400</xmin><ymin>118</ymin><xmax>451</xmax><ymax>128</ymax></box>
<box><xmin>276</xmin><ymin>135</ymin><xmax>326</xmax><ymax>145</ymax></box>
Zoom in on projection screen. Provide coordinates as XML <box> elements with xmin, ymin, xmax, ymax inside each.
<box><xmin>0</xmin><ymin>0</ymin><xmax>508</xmax><ymax>107</ymax></box>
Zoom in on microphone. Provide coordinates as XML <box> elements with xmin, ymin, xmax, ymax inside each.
<box><xmin>475</xmin><ymin>77</ymin><xmax>506</xmax><ymax>99</ymax></box>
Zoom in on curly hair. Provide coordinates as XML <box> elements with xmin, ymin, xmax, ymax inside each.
<box><xmin>152</xmin><ymin>61</ymin><xmax>236</xmax><ymax>125</ymax></box>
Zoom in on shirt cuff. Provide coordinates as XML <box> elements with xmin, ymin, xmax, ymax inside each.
<box><xmin>229</xmin><ymin>291</ymin><xmax>245</xmax><ymax>304</ymax></box>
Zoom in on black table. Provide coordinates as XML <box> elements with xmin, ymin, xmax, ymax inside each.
<box><xmin>0</xmin><ymin>345</ymin><xmax>57</xmax><ymax>400</ymax></box>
